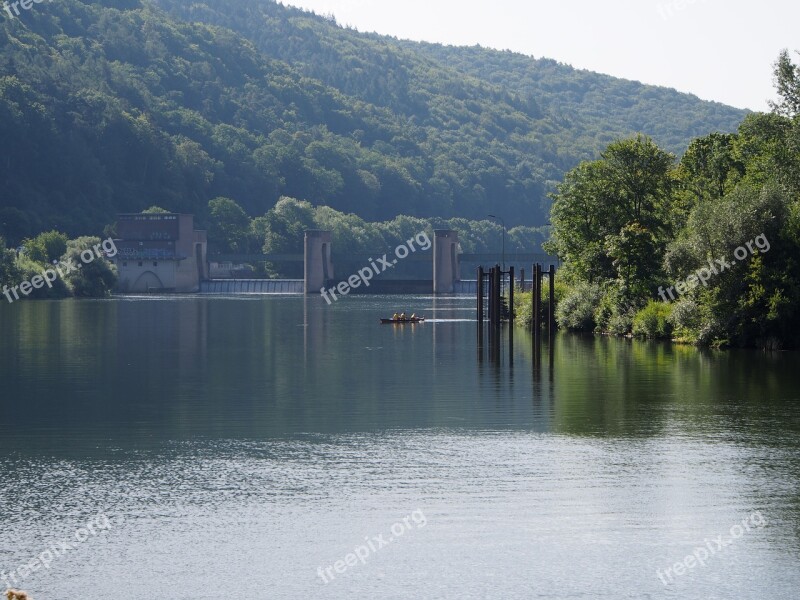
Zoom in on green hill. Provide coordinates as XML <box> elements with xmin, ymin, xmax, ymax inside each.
<box><xmin>0</xmin><ymin>0</ymin><xmax>747</xmax><ymax>242</ymax></box>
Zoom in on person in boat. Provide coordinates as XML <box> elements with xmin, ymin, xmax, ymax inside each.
<box><xmin>410</xmin><ymin>313</ymin><xmax>417</xmax><ymax>320</ymax></box>
<box><xmin>392</xmin><ymin>312</ymin><xmax>400</xmax><ymax>321</ymax></box>
<box><xmin>400</xmin><ymin>312</ymin><xmax>407</xmax><ymax>320</ymax></box>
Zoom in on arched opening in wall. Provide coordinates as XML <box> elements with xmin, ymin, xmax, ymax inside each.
<box><xmin>133</xmin><ymin>271</ymin><xmax>165</xmax><ymax>293</ymax></box>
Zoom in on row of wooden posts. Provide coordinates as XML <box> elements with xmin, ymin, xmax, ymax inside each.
<box><xmin>477</xmin><ymin>264</ymin><xmax>556</xmax><ymax>337</ymax></box>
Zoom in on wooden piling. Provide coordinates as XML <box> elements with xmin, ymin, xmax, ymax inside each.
<box><xmin>494</xmin><ymin>265</ymin><xmax>502</xmax><ymax>328</ymax></box>
<box><xmin>487</xmin><ymin>267</ymin><xmax>494</xmax><ymax>326</ymax></box>
<box><xmin>508</xmin><ymin>266</ymin><xmax>515</xmax><ymax>326</ymax></box>
<box><xmin>548</xmin><ymin>264</ymin><xmax>555</xmax><ymax>337</ymax></box>
<box><xmin>477</xmin><ymin>266</ymin><xmax>484</xmax><ymax>325</ymax></box>
<box><xmin>533</xmin><ymin>263</ymin><xmax>541</xmax><ymax>336</ymax></box>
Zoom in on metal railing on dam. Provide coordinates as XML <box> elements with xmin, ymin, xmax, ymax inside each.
<box><xmin>200</xmin><ymin>279</ymin><xmax>304</xmax><ymax>294</ymax></box>
<box><xmin>200</xmin><ymin>279</ymin><xmax>482</xmax><ymax>295</ymax></box>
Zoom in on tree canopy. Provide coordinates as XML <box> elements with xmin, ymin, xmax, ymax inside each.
<box><xmin>0</xmin><ymin>0</ymin><xmax>745</xmax><ymax>244</ymax></box>
<box><xmin>547</xmin><ymin>51</ymin><xmax>800</xmax><ymax>349</ymax></box>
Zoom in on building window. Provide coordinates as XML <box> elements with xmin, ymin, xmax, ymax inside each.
<box><xmin>153</xmin><ymin>262</ymin><xmax>158</xmax><ymax>267</ymax></box>
<box><xmin>138</xmin><ymin>262</ymin><xmax>143</xmax><ymax>267</ymax></box>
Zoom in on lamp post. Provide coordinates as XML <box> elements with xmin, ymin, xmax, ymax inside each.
<box><xmin>487</xmin><ymin>214</ymin><xmax>505</xmax><ymax>273</ymax></box>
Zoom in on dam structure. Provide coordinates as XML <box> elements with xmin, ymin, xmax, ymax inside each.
<box><xmin>200</xmin><ymin>229</ymin><xmax>557</xmax><ymax>296</ymax></box>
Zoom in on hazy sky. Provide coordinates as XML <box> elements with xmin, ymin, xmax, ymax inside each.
<box><xmin>285</xmin><ymin>0</ymin><xmax>799</xmax><ymax>111</ymax></box>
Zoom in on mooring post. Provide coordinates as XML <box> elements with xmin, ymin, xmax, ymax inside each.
<box><xmin>489</xmin><ymin>267</ymin><xmax>497</xmax><ymax>327</ymax></box>
<box><xmin>508</xmin><ymin>266</ymin><xmax>515</xmax><ymax>326</ymax></box>
<box><xmin>487</xmin><ymin>266</ymin><xmax>494</xmax><ymax>327</ymax></box>
<box><xmin>519</xmin><ymin>268</ymin><xmax>525</xmax><ymax>292</ymax></box>
<box><xmin>487</xmin><ymin>267</ymin><xmax>494</xmax><ymax>326</ymax></box>
<box><xmin>495</xmin><ymin>265</ymin><xmax>502</xmax><ymax>329</ymax></box>
<box><xmin>477</xmin><ymin>266</ymin><xmax>484</xmax><ymax>325</ymax></box>
<box><xmin>533</xmin><ymin>263</ymin><xmax>541</xmax><ymax>337</ymax></box>
<box><xmin>531</xmin><ymin>264</ymin><xmax>536</xmax><ymax>333</ymax></box>
<box><xmin>548</xmin><ymin>264</ymin><xmax>556</xmax><ymax>337</ymax></box>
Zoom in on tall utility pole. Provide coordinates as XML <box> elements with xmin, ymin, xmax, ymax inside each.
<box><xmin>487</xmin><ymin>214</ymin><xmax>505</xmax><ymax>273</ymax></box>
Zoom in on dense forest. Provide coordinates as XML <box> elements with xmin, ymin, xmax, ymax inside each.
<box><xmin>0</xmin><ymin>0</ymin><xmax>745</xmax><ymax>245</ymax></box>
<box><xmin>532</xmin><ymin>51</ymin><xmax>800</xmax><ymax>350</ymax></box>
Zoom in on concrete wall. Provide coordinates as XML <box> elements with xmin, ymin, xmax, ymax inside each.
<box><xmin>304</xmin><ymin>230</ymin><xmax>334</xmax><ymax>294</ymax></box>
<box><xmin>433</xmin><ymin>230</ymin><xmax>460</xmax><ymax>294</ymax></box>
<box><xmin>116</xmin><ymin>259</ymin><xmax>177</xmax><ymax>293</ymax></box>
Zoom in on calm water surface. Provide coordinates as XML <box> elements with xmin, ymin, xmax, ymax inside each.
<box><xmin>1</xmin><ymin>296</ymin><xmax>799</xmax><ymax>599</ymax></box>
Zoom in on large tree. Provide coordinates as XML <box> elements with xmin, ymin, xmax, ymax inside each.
<box><xmin>546</xmin><ymin>136</ymin><xmax>675</xmax><ymax>283</ymax></box>
<box><xmin>207</xmin><ymin>197</ymin><xmax>251</xmax><ymax>254</ymax></box>
<box><xmin>769</xmin><ymin>49</ymin><xmax>800</xmax><ymax>118</ymax></box>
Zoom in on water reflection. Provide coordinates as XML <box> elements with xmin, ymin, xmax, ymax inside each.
<box><xmin>1</xmin><ymin>297</ymin><xmax>799</xmax><ymax>599</ymax></box>
<box><xmin>1</xmin><ymin>297</ymin><xmax>799</xmax><ymax>450</ymax></box>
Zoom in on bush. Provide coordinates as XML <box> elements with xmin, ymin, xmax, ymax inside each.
<box><xmin>593</xmin><ymin>289</ymin><xmax>617</xmax><ymax>332</ymax></box>
<box><xmin>667</xmin><ymin>297</ymin><xmax>726</xmax><ymax>345</ymax></box>
<box><xmin>62</xmin><ymin>237</ymin><xmax>118</xmax><ymax>298</ymax></box>
<box><xmin>668</xmin><ymin>298</ymin><xmax>701</xmax><ymax>335</ymax></box>
<box><xmin>632</xmin><ymin>300</ymin><xmax>674</xmax><ymax>339</ymax></box>
<box><xmin>514</xmin><ymin>279</ymin><xmax>569</xmax><ymax>329</ymax></box>
<box><xmin>0</xmin><ymin>236</ymin><xmax>22</xmax><ymax>292</ymax></box>
<box><xmin>555</xmin><ymin>281</ymin><xmax>602</xmax><ymax>331</ymax></box>
<box><xmin>594</xmin><ymin>283</ymin><xmax>643</xmax><ymax>335</ymax></box>
<box><xmin>608</xmin><ymin>311</ymin><xmax>635</xmax><ymax>336</ymax></box>
<box><xmin>14</xmin><ymin>254</ymin><xmax>71</xmax><ymax>299</ymax></box>
<box><xmin>22</xmin><ymin>230</ymin><xmax>68</xmax><ymax>264</ymax></box>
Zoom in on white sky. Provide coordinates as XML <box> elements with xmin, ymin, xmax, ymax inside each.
<box><xmin>284</xmin><ymin>0</ymin><xmax>800</xmax><ymax>111</ymax></box>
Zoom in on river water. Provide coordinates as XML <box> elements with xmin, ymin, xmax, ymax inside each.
<box><xmin>0</xmin><ymin>295</ymin><xmax>798</xmax><ymax>599</ymax></box>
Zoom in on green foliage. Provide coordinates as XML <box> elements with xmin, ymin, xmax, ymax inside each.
<box><xmin>13</xmin><ymin>253</ymin><xmax>70</xmax><ymax>299</ymax></box>
<box><xmin>62</xmin><ymin>237</ymin><xmax>118</xmax><ymax>298</ymax></box>
<box><xmin>0</xmin><ymin>236</ymin><xmax>22</xmax><ymax>296</ymax></box>
<box><xmin>22</xmin><ymin>230</ymin><xmax>69</xmax><ymax>265</ymax></box>
<box><xmin>0</xmin><ymin>0</ymin><xmax>745</xmax><ymax>243</ymax></box>
<box><xmin>249</xmin><ymin>196</ymin><xmax>545</xmax><ymax>261</ymax></box>
<box><xmin>514</xmin><ymin>279</ymin><xmax>569</xmax><ymax>330</ymax></box>
<box><xmin>676</xmin><ymin>133</ymin><xmax>744</xmax><ymax>217</ymax></box>
<box><xmin>546</xmin><ymin>51</ymin><xmax>800</xmax><ymax>348</ymax></box>
<box><xmin>605</xmin><ymin>222</ymin><xmax>662</xmax><ymax>298</ymax></box>
<box><xmin>261</xmin><ymin>197</ymin><xmax>317</xmax><ymax>254</ymax></box>
<box><xmin>547</xmin><ymin>136</ymin><xmax>675</xmax><ymax>283</ymax></box>
<box><xmin>208</xmin><ymin>197</ymin><xmax>250</xmax><ymax>253</ymax></box>
<box><xmin>555</xmin><ymin>281</ymin><xmax>603</xmax><ymax>332</ymax></box>
<box><xmin>142</xmin><ymin>206</ymin><xmax>170</xmax><ymax>214</ymax></box>
<box><xmin>632</xmin><ymin>301</ymin><xmax>674</xmax><ymax>339</ymax></box>
<box><xmin>769</xmin><ymin>50</ymin><xmax>800</xmax><ymax>118</ymax></box>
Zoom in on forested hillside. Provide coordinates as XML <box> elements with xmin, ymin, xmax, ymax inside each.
<box><xmin>405</xmin><ymin>42</ymin><xmax>745</xmax><ymax>159</ymax></box>
<box><xmin>0</xmin><ymin>0</ymin><xmax>746</xmax><ymax>244</ymax></box>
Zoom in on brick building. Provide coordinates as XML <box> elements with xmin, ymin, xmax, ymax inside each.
<box><xmin>114</xmin><ymin>213</ymin><xmax>208</xmax><ymax>293</ymax></box>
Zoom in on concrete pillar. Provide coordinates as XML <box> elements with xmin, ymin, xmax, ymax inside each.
<box><xmin>433</xmin><ymin>230</ymin><xmax>460</xmax><ymax>294</ymax></box>
<box><xmin>304</xmin><ymin>230</ymin><xmax>334</xmax><ymax>294</ymax></box>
